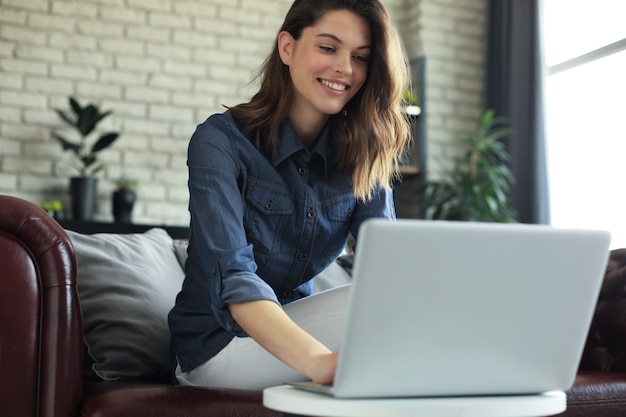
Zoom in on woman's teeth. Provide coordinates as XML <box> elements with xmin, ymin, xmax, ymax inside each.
<box><xmin>321</xmin><ymin>80</ymin><xmax>347</xmax><ymax>91</ymax></box>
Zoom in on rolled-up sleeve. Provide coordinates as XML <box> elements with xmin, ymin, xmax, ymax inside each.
<box><xmin>187</xmin><ymin>117</ymin><xmax>279</xmax><ymax>336</ymax></box>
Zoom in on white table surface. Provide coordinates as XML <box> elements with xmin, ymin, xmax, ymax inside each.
<box><xmin>263</xmin><ymin>385</ymin><xmax>567</xmax><ymax>417</ymax></box>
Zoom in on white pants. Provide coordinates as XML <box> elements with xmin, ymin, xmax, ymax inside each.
<box><xmin>176</xmin><ymin>283</ymin><xmax>351</xmax><ymax>390</ymax></box>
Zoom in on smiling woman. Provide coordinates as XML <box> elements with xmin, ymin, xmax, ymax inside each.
<box><xmin>229</xmin><ymin>0</ymin><xmax>410</xmax><ymax>202</ymax></box>
<box><xmin>168</xmin><ymin>0</ymin><xmax>411</xmax><ymax>391</ymax></box>
<box><xmin>276</xmin><ymin>10</ymin><xmax>372</xmax><ymax>139</ymax></box>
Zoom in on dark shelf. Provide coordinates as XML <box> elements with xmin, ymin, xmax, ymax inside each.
<box><xmin>57</xmin><ymin>219</ymin><xmax>190</xmax><ymax>240</ymax></box>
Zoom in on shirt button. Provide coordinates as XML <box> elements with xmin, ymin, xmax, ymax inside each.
<box><xmin>283</xmin><ymin>289</ymin><xmax>293</xmax><ymax>297</ymax></box>
<box><xmin>307</xmin><ymin>209</ymin><xmax>317</xmax><ymax>219</ymax></box>
<box><xmin>298</xmin><ymin>252</ymin><xmax>309</xmax><ymax>262</ymax></box>
<box><xmin>265</xmin><ymin>201</ymin><xmax>273</xmax><ymax>210</ymax></box>
<box><xmin>298</xmin><ymin>166</ymin><xmax>308</xmax><ymax>176</ymax></box>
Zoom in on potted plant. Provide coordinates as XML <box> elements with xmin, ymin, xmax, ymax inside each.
<box><xmin>398</xmin><ymin>89</ymin><xmax>421</xmax><ymax>171</ymax></box>
<box><xmin>41</xmin><ymin>199</ymin><xmax>64</xmax><ymax>220</ymax></box>
<box><xmin>402</xmin><ymin>89</ymin><xmax>421</xmax><ymax>117</ymax></box>
<box><xmin>417</xmin><ymin>109</ymin><xmax>517</xmax><ymax>222</ymax></box>
<box><xmin>112</xmin><ymin>175</ymin><xmax>137</xmax><ymax>224</ymax></box>
<box><xmin>52</xmin><ymin>96</ymin><xmax>120</xmax><ymax>221</ymax></box>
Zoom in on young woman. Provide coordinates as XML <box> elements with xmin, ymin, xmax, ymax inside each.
<box><xmin>168</xmin><ymin>0</ymin><xmax>411</xmax><ymax>390</ymax></box>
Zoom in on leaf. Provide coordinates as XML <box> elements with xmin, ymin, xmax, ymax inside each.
<box><xmin>54</xmin><ymin>109</ymin><xmax>76</xmax><ymax>127</ymax></box>
<box><xmin>481</xmin><ymin>108</ymin><xmax>494</xmax><ymax>125</ymax></box>
<box><xmin>85</xmin><ymin>109</ymin><xmax>113</xmax><ymax>137</ymax></box>
<box><xmin>477</xmin><ymin>109</ymin><xmax>494</xmax><ymax>139</ymax></box>
<box><xmin>78</xmin><ymin>104</ymin><xmax>100</xmax><ymax>136</ymax></box>
<box><xmin>91</xmin><ymin>132</ymin><xmax>119</xmax><ymax>153</ymax></box>
<box><xmin>483</xmin><ymin>128</ymin><xmax>511</xmax><ymax>146</ymax></box>
<box><xmin>82</xmin><ymin>155</ymin><xmax>97</xmax><ymax>168</ymax></box>
<box><xmin>69</xmin><ymin>96</ymin><xmax>82</xmax><ymax>116</ymax></box>
<box><xmin>94</xmin><ymin>109</ymin><xmax>113</xmax><ymax>125</ymax></box>
<box><xmin>52</xmin><ymin>133</ymin><xmax>80</xmax><ymax>156</ymax></box>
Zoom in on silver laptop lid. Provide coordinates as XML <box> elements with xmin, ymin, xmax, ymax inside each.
<box><xmin>333</xmin><ymin>219</ymin><xmax>610</xmax><ymax>398</ymax></box>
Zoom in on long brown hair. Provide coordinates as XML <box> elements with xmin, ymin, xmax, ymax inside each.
<box><xmin>229</xmin><ymin>0</ymin><xmax>411</xmax><ymax>201</ymax></box>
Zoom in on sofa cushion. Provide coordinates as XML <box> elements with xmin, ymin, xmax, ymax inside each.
<box><xmin>561</xmin><ymin>371</ymin><xmax>626</xmax><ymax>417</ymax></box>
<box><xmin>81</xmin><ymin>380</ymin><xmax>281</xmax><ymax>417</ymax></box>
<box><xmin>67</xmin><ymin>228</ymin><xmax>184</xmax><ymax>382</ymax></box>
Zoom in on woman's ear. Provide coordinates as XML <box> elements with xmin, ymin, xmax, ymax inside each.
<box><xmin>277</xmin><ymin>31</ymin><xmax>294</xmax><ymax>66</ymax></box>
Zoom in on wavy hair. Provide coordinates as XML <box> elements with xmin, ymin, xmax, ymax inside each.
<box><xmin>229</xmin><ymin>0</ymin><xmax>411</xmax><ymax>201</ymax></box>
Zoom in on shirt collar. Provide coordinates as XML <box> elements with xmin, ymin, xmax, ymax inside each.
<box><xmin>272</xmin><ymin>119</ymin><xmax>332</xmax><ymax>174</ymax></box>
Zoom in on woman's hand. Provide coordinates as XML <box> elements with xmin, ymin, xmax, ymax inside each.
<box><xmin>229</xmin><ymin>300</ymin><xmax>337</xmax><ymax>383</ymax></box>
<box><xmin>306</xmin><ymin>350</ymin><xmax>339</xmax><ymax>385</ymax></box>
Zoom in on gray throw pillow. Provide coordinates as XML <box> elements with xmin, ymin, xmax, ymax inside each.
<box><xmin>67</xmin><ymin>228</ymin><xmax>184</xmax><ymax>382</ymax></box>
<box><xmin>173</xmin><ymin>238</ymin><xmax>189</xmax><ymax>270</ymax></box>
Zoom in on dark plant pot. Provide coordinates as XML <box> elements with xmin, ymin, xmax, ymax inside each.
<box><xmin>112</xmin><ymin>189</ymin><xmax>136</xmax><ymax>223</ymax></box>
<box><xmin>70</xmin><ymin>177</ymin><xmax>97</xmax><ymax>221</ymax></box>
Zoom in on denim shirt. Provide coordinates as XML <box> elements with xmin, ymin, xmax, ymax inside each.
<box><xmin>168</xmin><ymin>110</ymin><xmax>395</xmax><ymax>372</ymax></box>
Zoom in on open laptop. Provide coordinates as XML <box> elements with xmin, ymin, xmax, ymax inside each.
<box><xmin>292</xmin><ymin>219</ymin><xmax>611</xmax><ymax>398</ymax></box>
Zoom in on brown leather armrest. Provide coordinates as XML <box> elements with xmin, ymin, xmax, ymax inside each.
<box><xmin>579</xmin><ymin>249</ymin><xmax>626</xmax><ymax>374</ymax></box>
<box><xmin>0</xmin><ymin>195</ymin><xmax>83</xmax><ymax>417</ymax></box>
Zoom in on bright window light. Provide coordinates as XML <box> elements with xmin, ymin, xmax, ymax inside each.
<box><xmin>542</xmin><ymin>0</ymin><xmax>626</xmax><ymax>249</ymax></box>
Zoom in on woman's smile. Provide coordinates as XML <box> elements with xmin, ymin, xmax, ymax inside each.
<box><xmin>319</xmin><ymin>78</ymin><xmax>349</xmax><ymax>93</ymax></box>
<box><xmin>278</xmin><ymin>10</ymin><xmax>371</xmax><ymax>140</ymax></box>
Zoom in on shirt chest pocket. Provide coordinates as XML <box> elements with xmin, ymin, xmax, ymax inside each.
<box><xmin>323</xmin><ymin>193</ymin><xmax>355</xmax><ymax>236</ymax></box>
<box><xmin>244</xmin><ymin>178</ymin><xmax>294</xmax><ymax>256</ymax></box>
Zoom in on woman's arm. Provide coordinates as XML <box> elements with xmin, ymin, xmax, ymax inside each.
<box><xmin>186</xmin><ymin>113</ymin><xmax>338</xmax><ymax>382</ymax></box>
<box><xmin>229</xmin><ymin>300</ymin><xmax>338</xmax><ymax>384</ymax></box>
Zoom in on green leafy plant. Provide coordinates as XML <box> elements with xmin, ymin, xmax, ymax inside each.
<box><xmin>41</xmin><ymin>199</ymin><xmax>63</xmax><ymax>213</ymax></box>
<box><xmin>41</xmin><ymin>199</ymin><xmax>64</xmax><ymax>219</ymax></box>
<box><xmin>402</xmin><ymin>89</ymin><xmax>419</xmax><ymax>106</ymax></box>
<box><xmin>114</xmin><ymin>175</ymin><xmax>138</xmax><ymax>192</ymax></box>
<box><xmin>402</xmin><ymin>89</ymin><xmax>421</xmax><ymax>116</ymax></box>
<box><xmin>418</xmin><ymin>109</ymin><xmax>517</xmax><ymax>222</ymax></box>
<box><xmin>53</xmin><ymin>96</ymin><xmax>120</xmax><ymax>177</ymax></box>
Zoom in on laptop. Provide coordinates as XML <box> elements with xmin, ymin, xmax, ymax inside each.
<box><xmin>292</xmin><ymin>219</ymin><xmax>611</xmax><ymax>398</ymax></box>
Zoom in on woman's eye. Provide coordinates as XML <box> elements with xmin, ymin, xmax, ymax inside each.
<box><xmin>353</xmin><ymin>55</ymin><xmax>368</xmax><ymax>64</ymax></box>
<box><xmin>320</xmin><ymin>45</ymin><xmax>336</xmax><ymax>53</ymax></box>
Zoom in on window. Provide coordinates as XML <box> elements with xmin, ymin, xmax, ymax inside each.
<box><xmin>542</xmin><ymin>0</ymin><xmax>626</xmax><ymax>248</ymax></box>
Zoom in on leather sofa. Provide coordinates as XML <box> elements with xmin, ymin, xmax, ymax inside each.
<box><xmin>0</xmin><ymin>194</ymin><xmax>280</xmax><ymax>417</ymax></box>
<box><xmin>1</xmin><ymin>193</ymin><xmax>626</xmax><ymax>417</ymax></box>
<box><xmin>565</xmin><ymin>246</ymin><xmax>626</xmax><ymax>417</ymax></box>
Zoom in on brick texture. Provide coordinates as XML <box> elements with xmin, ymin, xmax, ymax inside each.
<box><xmin>0</xmin><ymin>0</ymin><xmax>486</xmax><ymax>224</ymax></box>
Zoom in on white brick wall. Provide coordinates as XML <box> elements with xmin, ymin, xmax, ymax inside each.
<box><xmin>419</xmin><ymin>0</ymin><xmax>488</xmax><ymax>174</ymax></box>
<box><xmin>0</xmin><ymin>0</ymin><xmax>486</xmax><ymax>225</ymax></box>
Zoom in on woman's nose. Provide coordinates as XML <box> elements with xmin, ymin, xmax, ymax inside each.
<box><xmin>335</xmin><ymin>52</ymin><xmax>353</xmax><ymax>75</ymax></box>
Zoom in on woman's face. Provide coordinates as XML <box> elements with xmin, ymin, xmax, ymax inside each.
<box><xmin>279</xmin><ymin>10</ymin><xmax>372</xmax><ymax>129</ymax></box>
